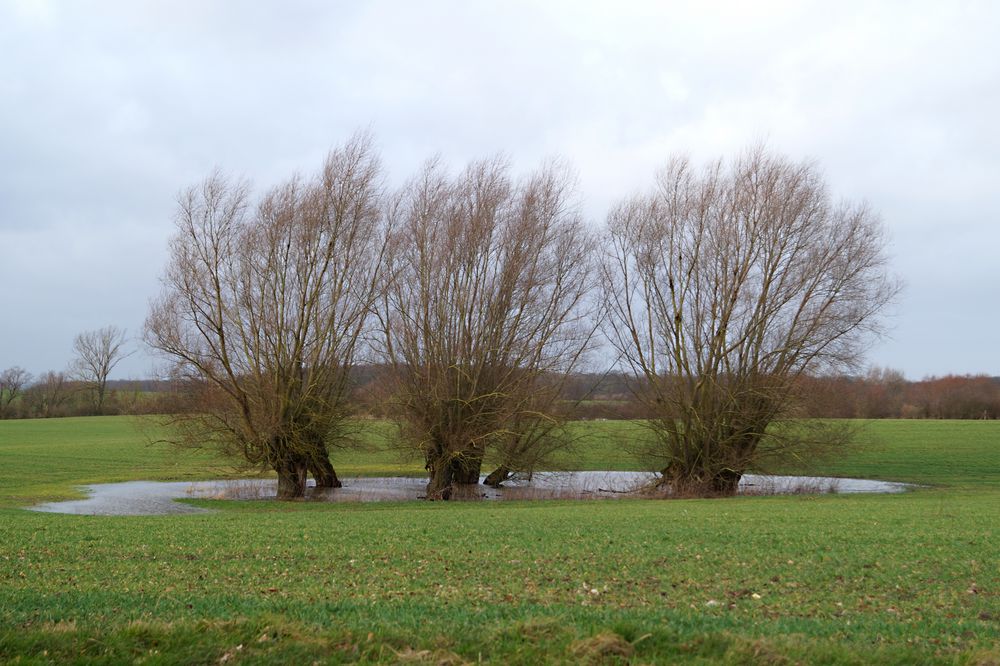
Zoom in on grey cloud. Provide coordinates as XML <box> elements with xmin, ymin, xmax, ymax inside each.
<box><xmin>1</xmin><ymin>0</ymin><xmax>997</xmax><ymax>378</ymax></box>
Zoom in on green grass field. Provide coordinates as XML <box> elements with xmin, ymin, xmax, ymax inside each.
<box><xmin>0</xmin><ymin>417</ymin><xmax>997</xmax><ymax>664</ymax></box>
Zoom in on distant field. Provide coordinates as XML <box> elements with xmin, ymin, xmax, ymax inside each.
<box><xmin>775</xmin><ymin>419</ymin><xmax>1000</xmax><ymax>488</ymax></box>
<box><xmin>0</xmin><ymin>416</ymin><xmax>997</xmax><ymax>663</ymax></box>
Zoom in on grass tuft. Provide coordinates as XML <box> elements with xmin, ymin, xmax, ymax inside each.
<box><xmin>569</xmin><ymin>631</ymin><xmax>635</xmax><ymax>664</ymax></box>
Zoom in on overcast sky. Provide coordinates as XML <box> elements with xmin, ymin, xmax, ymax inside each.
<box><xmin>1</xmin><ymin>0</ymin><xmax>998</xmax><ymax>380</ymax></box>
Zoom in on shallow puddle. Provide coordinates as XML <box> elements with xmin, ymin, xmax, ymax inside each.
<box><xmin>28</xmin><ymin>471</ymin><xmax>911</xmax><ymax>516</ymax></box>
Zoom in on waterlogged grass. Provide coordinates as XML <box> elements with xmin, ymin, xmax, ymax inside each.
<box><xmin>0</xmin><ymin>416</ymin><xmax>998</xmax><ymax>663</ymax></box>
<box><xmin>0</xmin><ymin>416</ymin><xmax>417</xmax><ymax>506</ymax></box>
<box><xmin>0</xmin><ymin>417</ymin><xmax>229</xmax><ymax>505</ymax></box>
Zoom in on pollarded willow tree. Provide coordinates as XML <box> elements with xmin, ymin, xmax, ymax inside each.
<box><xmin>379</xmin><ymin>156</ymin><xmax>596</xmax><ymax>499</ymax></box>
<box><xmin>145</xmin><ymin>134</ymin><xmax>386</xmax><ymax>499</ymax></box>
<box><xmin>602</xmin><ymin>146</ymin><xmax>899</xmax><ymax>495</ymax></box>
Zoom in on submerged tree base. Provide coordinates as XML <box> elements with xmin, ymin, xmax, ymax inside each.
<box><xmin>655</xmin><ymin>468</ymin><xmax>745</xmax><ymax>498</ymax></box>
<box><xmin>276</xmin><ymin>456</ymin><xmax>343</xmax><ymax>499</ymax></box>
<box><xmin>483</xmin><ymin>465</ymin><xmax>512</xmax><ymax>488</ymax></box>
<box><xmin>425</xmin><ymin>453</ymin><xmax>484</xmax><ymax>500</ymax></box>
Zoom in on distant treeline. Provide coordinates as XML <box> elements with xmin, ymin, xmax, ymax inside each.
<box><xmin>1</xmin><ymin>366</ymin><xmax>997</xmax><ymax>420</ymax></box>
<box><xmin>565</xmin><ymin>370</ymin><xmax>1000</xmax><ymax>420</ymax></box>
<box><xmin>797</xmin><ymin>370</ymin><xmax>1000</xmax><ymax>420</ymax></box>
<box><xmin>0</xmin><ymin>374</ymin><xmax>160</xmax><ymax>419</ymax></box>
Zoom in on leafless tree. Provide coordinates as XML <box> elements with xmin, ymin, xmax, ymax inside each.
<box><xmin>72</xmin><ymin>326</ymin><xmax>131</xmax><ymax>414</ymax></box>
<box><xmin>28</xmin><ymin>371</ymin><xmax>70</xmax><ymax>418</ymax></box>
<box><xmin>378</xmin><ymin>156</ymin><xmax>596</xmax><ymax>499</ymax></box>
<box><xmin>145</xmin><ymin>133</ymin><xmax>386</xmax><ymax>499</ymax></box>
<box><xmin>0</xmin><ymin>366</ymin><xmax>31</xmax><ymax>418</ymax></box>
<box><xmin>601</xmin><ymin>146</ymin><xmax>899</xmax><ymax>495</ymax></box>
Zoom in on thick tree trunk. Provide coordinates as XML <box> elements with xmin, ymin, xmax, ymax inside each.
<box><xmin>483</xmin><ymin>465</ymin><xmax>511</xmax><ymax>487</ymax></box>
<box><xmin>425</xmin><ymin>449</ymin><xmax>484</xmax><ymax>499</ymax></box>
<box><xmin>426</xmin><ymin>459</ymin><xmax>454</xmax><ymax>500</ymax></box>
<box><xmin>308</xmin><ymin>443</ymin><xmax>342</xmax><ymax>488</ymax></box>
<box><xmin>658</xmin><ymin>464</ymin><xmax>743</xmax><ymax>497</ymax></box>
<box><xmin>309</xmin><ymin>456</ymin><xmax>341</xmax><ymax>488</ymax></box>
<box><xmin>276</xmin><ymin>457</ymin><xmax>308</xmax><ymax>499</ymax></box>
<box><xmin>710</xmin><ymin>469</ymin><xmax>742</xmax><ymax>496</ymax></box>
<box><xmin>452</xmin><ymin>454</ymin><xmax>483</xmax><ymax>485</ymax></box>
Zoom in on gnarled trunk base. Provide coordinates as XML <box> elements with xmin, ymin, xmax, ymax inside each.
<box><xmin>276</xmin><ymin>457</ymin><xmax>309</xmax><ymax>499</ymax></box>
<box><xmin>308</xmin><ymin>448</ymin><xmax>342</xmax><ymax>489</ymax></box>
<box><xmin>658</xmin><ymin>466</ymin><xmax>744</xmax><ymax>498</ymax></box>
<box><xmin>483</xmin><ymin>465</ymin><xmax>511</xmax><ymax>487</ymax></box>
<box><xmin>425</xmin><ymin>451</ymin><xmax>484</xmax><ymax>500</ymax></box>
<box><xmin>710</xmin><ymin>469</ymin><xmax>742</xmax><ymax>495</ymax></box>
<box><xmin>426</xmin><ymin>461</ymin><xmax>454</xmax><ymax>500</ymax></box>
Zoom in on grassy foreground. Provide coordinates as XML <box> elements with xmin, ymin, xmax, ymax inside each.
<box><xmin>0</xmin><ymin>417</ymin><xmax>997</xmax><ymax>664</ymax></box>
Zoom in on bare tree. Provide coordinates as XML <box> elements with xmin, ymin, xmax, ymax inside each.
<box><xmin>145</xmin><ymin>133</ymin><xmax>386</xmax><ymax>499</ymax></box>
<box><xmin>601</xmin><ymin>146</ymin><xmax>899</xmax><ymax>495</ymax></box>
<box><xmin>26</xmin><ymin>371</ymin><xmax>70</xmax><ymax>418</ymax></box>
<box><xmin>379</xmin><ymin>156</ymin><xmax>596</xmax><ymax>499</ymax></box>
<box><xmin>0</xmin><ymin>366</ymin><xmax>31</xmax><ymax>418</ymax></box>
<box><xmin>72</xmin><ymin>326</ymin><xmax>131</xmax><ymax>414</ymax></box>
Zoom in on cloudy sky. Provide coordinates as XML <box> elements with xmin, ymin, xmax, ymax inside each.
<box><xmin>1</xmin><ymin>0</ymin><xmax>997</xmax><ymax>380</ymax></box>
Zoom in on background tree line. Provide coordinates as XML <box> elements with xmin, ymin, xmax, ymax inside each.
<box><xmin>1</xmin><ymin>325</ymin><xmax>135</xmax><ymax>418</ymax></box>
<box><xmin>5</xmin><ymin>364</ymin><xmax>996</xmax><ymax>422</ymax></box>
<box><xmin>356</xmin><ymin>367</ymin><xmax>1000</xmax><ymax>421</ymax></box>
<box><xmin>798</xmin><ymin>370</ymin><xmax>1000</xmax><ymax>420</ymax></box>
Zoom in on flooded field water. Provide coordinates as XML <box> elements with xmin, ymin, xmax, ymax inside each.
<box><xmin>28</xmin><ymin>471</ymin><xmax>912</xmax><ymax>516</ymax></box>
